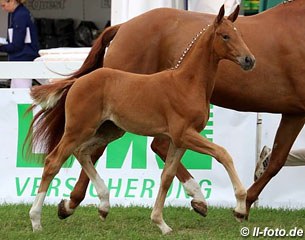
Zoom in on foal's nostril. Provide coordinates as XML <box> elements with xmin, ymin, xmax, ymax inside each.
<box><xmin>245</xmin><ymin>56</ymin><xmax>252</xmax><ymax>64</ymax></box>
<box><xmin>242</xmin><ymin>55</ymin><xmax>255</xmax><ymax>70</ymax></box>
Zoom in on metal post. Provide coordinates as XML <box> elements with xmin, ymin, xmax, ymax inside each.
<box><xmin>256</xmin><ymin>113</ymin><xmax>263</xmax><ymax>163</ymax></box>
<box><xmin>254</xmin><ymin>112</ymin><xmax>263</xmax><ymax>208</ymax></box>
<box><xmin>184</xmin><ymin>0</ymin><xmax>188</xmax><ymax>10</ymax></box>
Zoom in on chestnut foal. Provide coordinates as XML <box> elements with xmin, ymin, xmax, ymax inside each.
<box><xmin>28</xmin><ymin>5</ymin><xmax>255</xmax><ymax>234</ymax></box>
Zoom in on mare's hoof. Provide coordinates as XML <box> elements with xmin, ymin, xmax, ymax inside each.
<box><xmin>191</xmin><ymin>199</ymin><xmax>208</xmax><ymax>217</ymax></box>
<box><xmin>98</xmin><ymin>209</ymin><xmax>109</xmax><ymax>221</ymax></box>
<box><xmin>58</xmin><ymin>199</ymin><xmax>74</xmax><ymax>219</ymax></box>
<box><xmin>233</xmin><ymin>210</ymin><xmax>248</xmax><ymax>222</ymax></box>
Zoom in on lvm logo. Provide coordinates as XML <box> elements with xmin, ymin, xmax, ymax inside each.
<box><xmin>15</xmin><ymin>104</ymin><xmax>214</xmax><ymax>200</ymax></box>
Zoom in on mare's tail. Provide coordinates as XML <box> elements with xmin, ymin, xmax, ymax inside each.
<box><xmin>25</xmin><ymin>79</ymin><xmax>76</xmax><ymax>159</ymax></box>
<box><xmin>69</xmin><ymin>24</ymin><xmax>121</xmax><ymax>79</ymax></box>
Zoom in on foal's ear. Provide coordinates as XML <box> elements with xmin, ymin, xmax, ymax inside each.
<box><xmin>215</xmin><ymin>4</ymin><xmax>225</xmax><ymax>25</ymax></box>
<box><xmin>227</xmin><ymin>5</ymin><xmax>240</xmax><ymax>22</ymax></box>
<box><xmin>215</xmin><ymin>4</ymin><xmax>225</xmax><ymax>26</ymax></box>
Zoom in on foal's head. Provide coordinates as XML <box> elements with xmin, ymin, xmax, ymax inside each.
<box><xmin>212</xmin><ymin>5</ymin><xmax>255</xmax><ymax>71</ymax></box>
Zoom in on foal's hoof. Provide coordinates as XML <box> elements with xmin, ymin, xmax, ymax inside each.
<box><xmin>58</xmin><ymin>199</ymin><xmax>74</xmax><ymax>219</ymax></box>
<box><xmin>191</xmin><ymin>199</ymin><xmax>208</xmax><ymax>217</ymax></box>
<box><xmin>233</xmin><ymin>210</ymin><xmax>248</xmax><ymax>222</ymax></box>
<box><xmin>32</xmin><ymin>224</ymin><xmax>43</xmax><ymax>232</ymax></box>
<box><xmin>161</xmin><ymin>225</ymin><xmax>173</xmax><ymax>235</ymax></box>
<box><xmin>98</xmin><ymin>209</ymin><xmax>109</xmax><ymax>221</ymax></box>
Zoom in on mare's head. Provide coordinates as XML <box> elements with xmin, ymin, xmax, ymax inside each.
<box><xmin>212</xmin><ymin>5</ymin><xmax>255</xmax><ymax>71</ymax></box>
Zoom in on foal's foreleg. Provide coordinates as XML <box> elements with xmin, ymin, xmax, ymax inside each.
<box><xmin>183</xmin><ymin>130</ymin><xmax>247</xmax><ymax>221</ymax></box>
<box><xmin>247</xmin><ymin>114</ymin><xmax>305</xmax><ymax>215</ymax></box>
<box><xmin>151</xmin><ymin>142</ymin><xmax>185</xmax><ymax>234</ymax></box>
<box><xmin>151</xmin><ymin>137</ymin><xmax>207</xmax><ymax>216</ymax></box>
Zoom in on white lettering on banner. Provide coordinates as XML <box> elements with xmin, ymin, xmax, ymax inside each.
<box><xmin>15</xmin><ymin>176</ymin><xmax>212</xmax><ymax>201</ymax></box>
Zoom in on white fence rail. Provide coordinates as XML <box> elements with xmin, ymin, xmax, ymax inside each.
<box><xmin>0</xmin><ymin>61</ymin><xmax>83</xmax><ymax>79</ymax></box>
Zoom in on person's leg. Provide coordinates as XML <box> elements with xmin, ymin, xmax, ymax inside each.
<box><xmin>254</xmin><ymin>146</ymin><xmax>271</xmax><ymax>181</ymax></box>
<box><xmin>10</xmin><ymin>78</ymin><xmax>32</xmax><ymax>88</ymax></box>
<box><xmin>255</xmin><ymin>146</ymin><xmax>305</xmax><ymax>181</ymax></box>
<box><xmin>285</xmin><ymin>148</ymin><xmax>305</xmax><ymax>166</ymax></box>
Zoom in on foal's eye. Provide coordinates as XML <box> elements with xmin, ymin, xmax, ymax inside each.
<box><xmin>222</xmin><ymin>35</ymin><xmax>230</xmax><ymax>41</ymax></box>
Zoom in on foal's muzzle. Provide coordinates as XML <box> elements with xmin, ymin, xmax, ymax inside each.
<box><xmin>238</xmin><ymin>55</ymin><xmax>256</xmax><ymax>71</ymax></box>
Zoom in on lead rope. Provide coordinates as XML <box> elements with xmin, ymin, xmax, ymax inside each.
<box><xmin>171</xmin><ymin>24</ymin><xmax>210</xmax><ymax>70</ymax></box>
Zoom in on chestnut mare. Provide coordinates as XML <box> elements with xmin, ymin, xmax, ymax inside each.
<box><xmin>57</xmin><ymin>0</ymin><xmax>305</xmax><ymax>220</ymax></box>
<box><xmin>28</xmin><ymin>6</ymin><xmax>254</xmax><ymax>233</ymax></box>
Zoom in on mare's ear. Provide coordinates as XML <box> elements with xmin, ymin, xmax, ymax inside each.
<box><xmin>215</xmin><ymin>4</ymin><xmax>225</xmax><ymax>26</ymax></box>
<box><xmin>228</xmin><ymin>5</ymin><xmax>240</xmax><ymax>22</ymax></box>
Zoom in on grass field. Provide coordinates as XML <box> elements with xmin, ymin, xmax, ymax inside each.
<box><xmin>0</xmin><ymin>204</ymin><xmax>304</xmax><ymax>240</ymax></box>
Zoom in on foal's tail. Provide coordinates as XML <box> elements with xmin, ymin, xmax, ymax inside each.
<box><xmin>25</xmin><ymin>79</ymin><xmax>76</xmax><ymax>159</ymax></box>
<box><xmin>69</xmin><ymin>24</ymin><xmax>121</xmax><ymax>79</ymax></box>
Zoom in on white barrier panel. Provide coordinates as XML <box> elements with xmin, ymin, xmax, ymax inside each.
<box><xmin>1</xmin><ymin>89</ymin><xmax>305</xmax><ymax>208</ymax></box>
<box><xmin>111</xmin><ymin>0</ymin><xmax>240</xmax><ymax>25</ymax></box>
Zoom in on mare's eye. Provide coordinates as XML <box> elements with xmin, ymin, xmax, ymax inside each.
<box><xmin>222</xmin><ymin>35</ymin><xmax>230</xmax><ymax>41</ymax></box>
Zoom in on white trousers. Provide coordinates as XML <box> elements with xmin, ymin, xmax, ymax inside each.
<box><xmin>10</xmin><ymin>78</ymin><xmax>32</xmax><ymax>88</ymax></box>
<box><xmin>286</xmin><ymin>149</ymin><xmax>305</xmax><ymax>166</ymax></box>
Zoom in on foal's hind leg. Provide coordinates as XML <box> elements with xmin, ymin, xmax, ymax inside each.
<box><xmin>151</xmin><ymin>137</ymin><xmax>207</xmax><ymax>217</ymax></box>
<box><xmin>30</xmin><ymin>100</ymin><xmax>106</xmax><ymax>231</ymax></box>
<box><xmin>29</xmin><ymin>135</ymin><xmax>79</xmax><ymax>231</ymax></box>
<box><xmin>74</xmin><ymin>146</ymin><xmax>110</xmax><ymax>221</ymax></box>
<box><xmin>58</xmin><ymin>122</ymin><xmax>125</xmax><ymax>219</ymax></box>
<box><xmin>58</xmin><ymin>146</ymin><xmax>106</xmax><ymax>219</ymax></box>
<box><xmin>182</xmin><ymin>129</ymin><xmax>247</xmax><ymax>221</ymax></box>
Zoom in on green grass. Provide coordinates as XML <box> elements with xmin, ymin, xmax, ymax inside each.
<box><xmin>0</xmin><ymin>204</ymin><xmax>304</xmax><ymax>240</ymax></box>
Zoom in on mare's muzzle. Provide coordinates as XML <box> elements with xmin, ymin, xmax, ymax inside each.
<box><xmin>238</xmin><ymin>55</ymin><xmax>256</xmax><ymax>71</ymax></box>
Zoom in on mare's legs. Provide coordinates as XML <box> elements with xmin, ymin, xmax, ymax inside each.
<box><xmin>151</xmin><ymin>142</ymin><xmax>185</xmax><ymax>234</ymax></box>
<box><xmin>151</xmin><ymin>137</ymin><xmax>207</xmax><ymax>216</ymax></box>
<box><xmin>58</xmin><ymin>121</ymin><xmax>125</xmax><ymax>219</ymax></box>
<box><xmin>182</xmin><ymin>129</ymin><xmax>247</xmax><ymax>220</ymax></box>
<box><xmin>246</xmin><ymin>114</ymin><xmax>305</xmax><ymax>215</ymax></box>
